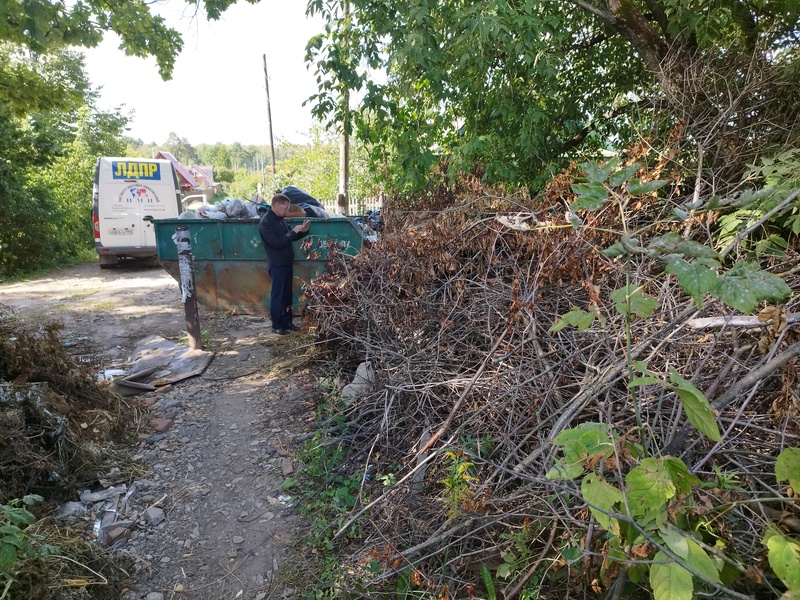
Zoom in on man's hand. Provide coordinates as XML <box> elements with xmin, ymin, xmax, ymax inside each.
<box><xmin>294</xmin><ymin>220</ymin><xmax>310</xmax><ymax>233</ymax></box>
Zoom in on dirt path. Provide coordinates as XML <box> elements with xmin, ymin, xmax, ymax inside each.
<box><xmin>0</xmin><ymin>262</ymin><xmax>312</xmax><ymax>600</ymax></box>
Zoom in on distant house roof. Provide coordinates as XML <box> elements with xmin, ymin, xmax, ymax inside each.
<box><xmin>189</xmin><ymin>165</ymin><xmax>214</xmax><ymax>187</ymax></box>
<box><xmin>155</xmin><ymin>151</ymin><xmax>200</xmax><ymax>189</ymax></box>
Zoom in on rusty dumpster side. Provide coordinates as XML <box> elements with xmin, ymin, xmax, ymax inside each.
<box><xmin>153</xmin><ymin>217</ymin><xmax>363</xmax><ymax>315</ymax></box>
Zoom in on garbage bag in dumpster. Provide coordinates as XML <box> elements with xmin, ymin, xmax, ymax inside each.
<box><xmin>153</xmin><ymin>217</ymin><xmax>363</xmax><ymax>315</ymax></box>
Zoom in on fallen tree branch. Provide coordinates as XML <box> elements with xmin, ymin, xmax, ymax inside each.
<box><xmin>687</xmin><ymin>313</ymin><xmax>800</xmax><ymax>330</ymax></box>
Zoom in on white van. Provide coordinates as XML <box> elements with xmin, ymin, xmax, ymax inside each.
<box><xmin>92</xmin><ymin>157</ymin><xmax>182</xmax><ymax>268</ymax></box>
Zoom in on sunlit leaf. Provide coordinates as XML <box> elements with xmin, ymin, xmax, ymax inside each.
<box><xmin>549</xmin><ymin>307</ymin><xmax>603</xmax><ymax>332</ymax></box>
<box><xmin>663</xmin><ymin>457</ymin><xmax>701</xmax><ymax>494</ymax></box>
<box><xmin>548</xmin><ymin>423</ymin><xmax>615</xmax><ymax>480</ymax></box>
<box><xmin>659</xmin><ymin>524</ymin><xmax>689</xmax><ymax>559</ymax></box>
<box><xmin>625</xmin><ymin>458</ymin><xmax>677</xmax><ymax>518</ymax></box>
<box><xmin>650</xmin><ymin>551</ymin><xmax>693</xmax><ymax>600</ymax></box>
<box><xmin>582</xmin><ymin>473</ymin><xmax>622</xmax><ymax>533</ymax></box>
<box><xmin>776</xmin><ymin>447</ymin><xmax>800</xmax><ymax>492</ymax></box>
<box><xmin>629</xmin><ymin>375</ymin><xmax>662</xmax><ymax>387</ymax></box>
<box><xmin>686</xmin><ymin>538</ymin><xmax>722</xmax><ymax>583</ymax></box>
<box><xmin>669</xmin><ymin>368</ymin><xmax>721</xmax><ymax>442</ymax></box>
<box><xmin>763</xmin><ymin>525</ymin><xmax>800</xmax><ymax>591</ymax></box>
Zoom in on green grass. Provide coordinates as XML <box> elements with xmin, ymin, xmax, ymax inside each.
<box><xmin>0</xmin><ymin>251</ymin><xmax>98</xmax><ymax>285</ymax></box>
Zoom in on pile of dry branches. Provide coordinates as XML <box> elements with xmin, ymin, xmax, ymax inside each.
<box><xmin>0</xmin><ymin>306</ymin><xmax>138</xmax><ymax>597</ymax></box>
<box><xmin>305</xmin><ymin>185</ymin><xmax>799</xmax><ymax>598</ymax></box>
<box><xmin>0</xmin><ymin>305</ymin><xmax>138</xmax><ymax>502</ymax></box>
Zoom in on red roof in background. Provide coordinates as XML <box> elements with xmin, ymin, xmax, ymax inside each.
<box><xmin>155</xmin><ymin>151</ymin><xmax>200</xmax><ymax>189</ymax></box>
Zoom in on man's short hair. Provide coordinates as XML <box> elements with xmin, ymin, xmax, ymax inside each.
<box><xmin>271</xmin><ymin>193</ymin><xmax>291</xmax><ymax>206</ymax></box>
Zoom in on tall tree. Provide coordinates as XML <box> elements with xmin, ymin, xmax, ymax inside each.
<box><xmin>306</xmin><ymin>0</ymin><xmax>800</xmax><ymax>193</ymax></box>
<box><xmin>0</xmin><ymin>49</ymin><xmax>129</xmax><ymax>276</ymax></box>
<box><xmin>164</xmin><ymin>132</ymin><xmax>199</xmax><ymax>165</ymax></box>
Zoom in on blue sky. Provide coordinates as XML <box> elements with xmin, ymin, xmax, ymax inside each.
<box><xmin>82</xmin><ymin>1</ymin><xmax>325</xmax><ymax>146</ymax></box>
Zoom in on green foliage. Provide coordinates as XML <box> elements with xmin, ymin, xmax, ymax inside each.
<box><xmin>667</xmin><ymin>368</ymin><xmax>721</xmax><ymax>443</ymax></box>
<box><xmin>164</xmin><ymin>132</ymin><xmax>199</xmax><ymax>166</ymax></box>
<box><xmin>759</xmin><ymin>448</ymin><xmax>800</xmax><ymax>595</ymax></box>
<box><xmin>0</xmin><ymin>495</ymin><xmax>55</xmax><ymax>594</ymax></box>
<box><xmin>288</xmin><ymin>372</ymin><xmax>365</xmax><ymax>555</ymax></box>
<box><xmin>581</xmin><ymin>473</ymin><xmax>623</xmax><ymax>533</ymax></box>
<box><xmin>546</xmin><ymin>158</ymin><xmax>798</xmax><ymax>598</ymax></box>
<box><xmin>438</xmin><ymin>450</ymin><xmax>478</xmax><ymax>519</ymax></box>
<box><xmin>306</xmin><ymin>0</ymin><xmax>800</xmax><ymax>194</ymax></box>
<box><xmin>763</xmin><ymin>526</ymin><xmax>800</xmax><ymax>593</ymax></box>
<box><xmin>574</xmin><ymin>164</ymin><xmax>791</xmax><ymax>314</ymax></box>
<box><xmin>547</xmin><ymin>423</ymin><xmax>616</xmax><ymax>480</ymax></box>
<box><xmin>214</xmin><ymin>167</ymin><xmax>234</xmax><ymax>184</ymax></box>
<box><xmin>548</xmin><ymin>305</ymin><xmax>605</xmax><ymax>332</ymax></box>
<box><xmin>495</xmin><ymin>525</ymin><xmax>541</xmax><ymax>581</ymax></box>
<box><xmin>610</xmin><ymin>286</ymin><xmax>660</xmax><ymax>319</ymax></box>
<box><xmin>716</xmin><ymin>150</ymin><xmax>800</xmax><ymax>257</ymax></box>
<box><xmin>227</xmin><ymin>170</ymin><xmax>263</xmax><ymax>201</ymax></box>
<box><xmin>549</xmin><ymin>424</ymin><xmax>725</xmax><ymax>598</ymax></box>
<box><xmin>775</xmin><ymin>447</ymin><xmax>800</xmax><ymax>493</ymax></box>
<box><xmin>650</xmin><ymin>550</ymin><xmax>693</xmax><ymax>600</ymax></box>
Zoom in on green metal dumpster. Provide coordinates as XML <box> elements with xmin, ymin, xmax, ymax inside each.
<box><xmin>154</xmin><ymin>217</ymin><xmax>363</xmax><ymax>315</ymax></box>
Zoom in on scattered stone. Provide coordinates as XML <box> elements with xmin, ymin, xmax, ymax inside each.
<box><xmin>145</xmin><ymin>592</ymin><xmax>165</xmax><ymax>600</ymax></box>
<box><xmin>156</xmin><ymin>384</ymin><xmax>173</xmax><ymax>393</ymax></box>
<box><xmin>232</xmin><ymin>535</ymin><xmax>245</xmax><ymax>544</ymax></box>
<box><xmin>146</xmin><ymin>433</ymin><xmax>166</xmax><ymax>445</ymax></box>
<box><xmin>140</xmin><ymin>396</ymin><xmax>159</xmax><ymax>407</ymax></box>
<box><xmin>281</xmin><ymin>460</ymin><xmax>294</xmax><ymax>476</ymax></box>
<box><xmin>144</xmin><ymin>507</ymin><xmax>166</xmax><ymax>526</ymax></box>
<box><xmin>149</xmin><ymin>417</ymin><xmax>174</xmax><ymax>433</ymax></box>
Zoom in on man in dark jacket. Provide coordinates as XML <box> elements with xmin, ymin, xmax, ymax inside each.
<box><xmin>258</xmin><ymin>194</ymin><xmax>310</xmax><ymax>335</ymax></box>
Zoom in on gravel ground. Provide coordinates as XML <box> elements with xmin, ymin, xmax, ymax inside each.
<box><xmin>0</xmin><ymin>261</ymin><xmax>315</xmax><ymax>600</ymax></box>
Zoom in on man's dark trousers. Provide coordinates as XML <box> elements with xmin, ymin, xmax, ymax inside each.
<box><xmin>269</xmin><ymin>265</ymin><xmax>293</xmax><ymax>329</ymax></box>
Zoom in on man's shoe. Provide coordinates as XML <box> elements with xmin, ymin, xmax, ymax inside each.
<box><xmin>285</xmin><ymin>323</ymin><xmax>301</xmax><ymax>332</ymax></box>
<box><xmin>272</xmin><ymin>327</ymin><xmax>290</xmax><ymax>336</ymax></box>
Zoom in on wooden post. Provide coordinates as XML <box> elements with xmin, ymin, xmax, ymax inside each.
<box><xmin>263</xmin><ymin>54</ymin><xmax>277</xmax><ymax>175</ymax></box>
<box><xmin>175</xmin><ymin>226</ymin><xmax>202</xmax><ymax>350</ymax></box>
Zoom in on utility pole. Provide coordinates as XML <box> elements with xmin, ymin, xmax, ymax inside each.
<box><xmin>263</xmin><ymin>54</ymin><xmax>277</xmax><ymax>176</ymax></box>
<box><xmin>337</xmin><ymin>1</ymin><xmax>351</xmax><ymax>215</ymax></box>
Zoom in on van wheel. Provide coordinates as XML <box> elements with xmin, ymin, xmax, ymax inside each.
<box><xmin>99</xmin><ymin>254</ymin><xmax>118</xmax><ymax>269</ymax></box>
